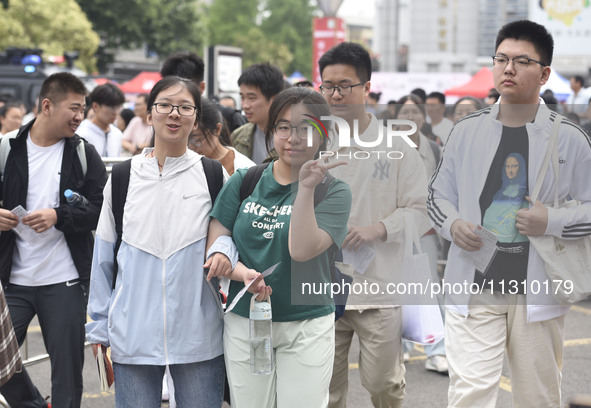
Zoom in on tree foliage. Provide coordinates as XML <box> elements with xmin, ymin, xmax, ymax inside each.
<box><xmin>206</xmin><ymin>0</ymin><xmax>316</xmax><ymax>78</ymax></box>
<box><xmin>0</xmin><ymin>0</ymin><xmax>99</xmax><ymax>72</ymax></box>
<box><xmin>260</xmin><ymin>0</ymin><xmax>316</xmax><ymax>78</ymax></box>
<box><xmin>231</xmin><ymin>27</ymin><xmax>293</xmax><ymax>72</ymax></box>
<box><xmin>76</xmin><ymin>0</ymin><xmax>204</xmax><ymax>72</ymax></box>
<box><xmin>142</xmin><ymin>0</ymin><xmax>204</xmax><ymax>60</ymax></box>
<box><xmin>207</xmin><ymin>0</ymin><xmax>259</xmax><ymax>47</ymax></box>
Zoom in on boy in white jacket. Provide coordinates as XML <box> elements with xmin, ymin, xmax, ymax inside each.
<box><xmin>428</xmin><ymin>20</ymin><xmax>591</xmax><ymax>408</ymax></box>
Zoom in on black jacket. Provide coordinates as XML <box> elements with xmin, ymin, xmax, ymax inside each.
<box><xmin>0</xmin><ymin>120</ymin><xmax>107</xmax><ymax>285</ymax></box>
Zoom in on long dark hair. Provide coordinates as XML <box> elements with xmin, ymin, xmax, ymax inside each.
<box><xmin>197</xmin><ymin>98</ymin><xmax>232</xmax><ymax>147</ymax></box>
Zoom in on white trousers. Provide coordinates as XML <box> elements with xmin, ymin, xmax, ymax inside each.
<box><xmin>224</xmin><ymin>312</ymin><xmax>335</xmax><ymax>408</ymax></box>
<box><xmin>445</xmin><ymin>294</ymin><xmax>565</xmax><ymax>408</ymax></box>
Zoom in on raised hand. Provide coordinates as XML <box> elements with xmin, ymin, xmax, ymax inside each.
<box><xmin>298</xmin><ymin>159</ymin><xmax>347</xmax><ymax>189</ymax></box>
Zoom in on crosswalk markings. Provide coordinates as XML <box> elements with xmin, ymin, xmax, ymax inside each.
<box><xmin>571</xmin><ymin>305</ymin><xmax>591</xmax><ymax>316</ymax></box>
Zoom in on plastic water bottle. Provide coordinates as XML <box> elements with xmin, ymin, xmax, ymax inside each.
<box><xmin>249</xmin><ymin>294</ymin><xmax>273</xmax><ymax>375</ymax></box>
<box><xmin>64</xmin><ymin>189</ymin><xmax>89</xmax><ymax>207</ymax></box>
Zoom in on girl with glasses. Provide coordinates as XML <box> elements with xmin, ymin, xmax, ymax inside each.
<box><xmin>86</xmin><ymin>77</ymin><xmax>229</xmax><ymax>407</ymax></box>
<box><xmin>206</xmin><ymin>87</ymin><xmax>352</xmax><ymax>407</ymax></box>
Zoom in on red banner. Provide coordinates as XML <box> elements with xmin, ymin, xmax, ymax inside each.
<box><xmin>312</xmin><ymin>17</ymin><xmax>346</xmax><ymax>87</ymax></box>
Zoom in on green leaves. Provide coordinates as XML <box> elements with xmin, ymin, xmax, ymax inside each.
<box><xmin>0</xmin><ymin>0</ymin><xmax>99</xmax><ymax>72</ymax></box>
<box><xmin>206</xmin><ymin>0</ymin><xmax>316</xmax><ymax>79</ymax></box>
<box><xmin>76</xmin><ymin>0</ymin><xmax>205</xmax><ymax>72</ymax></box>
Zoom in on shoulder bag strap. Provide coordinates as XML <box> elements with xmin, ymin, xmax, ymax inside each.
<box><xmin>531</xmin><ymin>114</ymin><xmax>562</xmax><ymax>204</ymax></box>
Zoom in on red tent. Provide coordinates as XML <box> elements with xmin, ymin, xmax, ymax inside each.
<box><xmin>445</xmin><ymin>67</ymin><xmax>494</xmax><ymax>99</ymax></box>
<box><xmin>119</xmin><ymin>71</ymin><xmax>161</xmax><ymax>94</ymax></box>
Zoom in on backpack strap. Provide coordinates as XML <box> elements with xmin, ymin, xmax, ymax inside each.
<box><xmin>75</xmin><ymin>139</ymin><xmax>87</xmax><ymax>178</ymax></box>
<box><xmin>111</xmin><ymin>159</ymin><xmax>132</xmax><ymax>290</ymax></box>
<box><xmin>201</xmin><ymin>156</ymin><xmax>224</xmax><ymax>205</ymax></box>
<box><xmin>1</xmin><ymin>132</ymin><xmax>87</xmax><ymax>180</ymax></box>
<box><xmin>428</xmin><ymin>139</ymin><xmax>441</xmax><ymax>165</ymax></box>
<box><xmin>239</xmin><ymin>162</ymin><xmax>334</xmax><ymax>206</ymax></box>
<box><xmin>240</xmin><ymin>163</ymin><xmax>270</xmax><ymax>202</ymax></box>
<box><xmin>313</xmin><ymin>173</ymin><xmax>334</xmax><ymax>207</ymax></box>
<box><xmin>313</xmin><ymin>173</ymin><xmax>338</xmax><ymax>261</ymax></box>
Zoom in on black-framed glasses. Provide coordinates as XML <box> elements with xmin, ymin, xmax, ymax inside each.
<box><xmin>153</xmin><ymin>103</ymin><xmax>197</xmax><ymax>116</ymax></box>
<box><xmin>319</xmin><ymin>82</ymin><xmax>365</xmax><ymax>96</ymax></box>
<box><xmin>273</xmin><ymin>122</ymin><xmax>316</xmax><ymax>140</ymax></box>
<box><xmin>491</xmin><ymin>56</ymin><xmax>546</xmax><ymax>70</ymax></box>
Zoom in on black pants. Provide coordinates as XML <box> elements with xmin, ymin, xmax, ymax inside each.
<box><xmin>0</xmin><ymin>280</ymin><xmax>87</xmax><ymax>408</ymax></box>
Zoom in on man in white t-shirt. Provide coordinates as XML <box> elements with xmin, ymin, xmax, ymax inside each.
<box><xmin>0</xmin><ymin>72</ymin><xmax>107</xmax><ymax>408</ymax></box>
<box><xmin>426</xmin><ymin>91</ymin><xmax>454</xmax><ymax>145</ymax></box>
<box><xmin>319</xmin><ymin>42</ymin><xmax>430</xmax><ymax>408</ymax></box>
<box><xmin>566</xmin><ymin>75</ymin><xmax>591</xmax><ymax>118</ymax></box>
<box><xmin>76</xmin><ymin>83</ymin><xmax>125</xmax><ymax>157</ymax></box>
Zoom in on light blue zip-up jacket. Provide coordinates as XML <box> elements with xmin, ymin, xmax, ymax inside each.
<box><xmin>86</xmin><ymin>149</ymin><xmax>236</xmax><ymax>365</ymax></box>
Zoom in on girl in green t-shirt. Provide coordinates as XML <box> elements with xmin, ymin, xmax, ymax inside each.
<box><xmin>206</xmin><ymin>87</ymin><xmax>351</xmax><ymax>407</ymax></box>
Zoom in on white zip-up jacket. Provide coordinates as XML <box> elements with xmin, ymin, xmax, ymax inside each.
<box><xmin>428</xmin><ymin>100</ymin><xmax>591</xmax><ymax>322</ymax></box>
<box><xmin>86</xmin><ymin>149</ymin><xmax>235</xmax><ymax>365</ymax></box>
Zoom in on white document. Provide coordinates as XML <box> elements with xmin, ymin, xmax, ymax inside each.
<box><xmin>225</xmin><ymin>263</ymin><xmax>278</xmax><ymax>314</ymax></box>
<box><xmin>459</xmin><ymin>225</ymin><xmax>498</xmax><ymax>275</ymax></box>
<box><xmin>342</xmin><ymin>244</ymin><xmax>376</xmax><ymax>275</ymax></box>
<box><xmin>11</xmin><ymin>205</ymin><xmax>49</xmax><ymax>245</ymax></box>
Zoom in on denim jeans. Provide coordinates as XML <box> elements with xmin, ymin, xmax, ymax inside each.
<box><xmin>113</xmin><ymin>355</ymin><xmax>225</xmax><ymax>408</ymax></box>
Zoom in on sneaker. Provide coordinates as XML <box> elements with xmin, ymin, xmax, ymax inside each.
<box><xmin>403</xmin><ymin>352</ymin><xmax>410</xmax><ymax>362</ymax></box>
<box><xmin>425</xmin><ymin>355</ymin><xmax>448</xmax><ymax>374</ymax></box>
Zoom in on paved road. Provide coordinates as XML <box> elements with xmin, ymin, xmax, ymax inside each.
<box><xmin>2</xmin><ymin>299</ymin><xmax>590</xmax><ymax>407</ymax></box>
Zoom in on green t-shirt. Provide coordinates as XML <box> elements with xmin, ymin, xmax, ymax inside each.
<box><xmin>210</xmin><ymin>162</ymin><xmax>351</xmax><ymax>322</ymax></box>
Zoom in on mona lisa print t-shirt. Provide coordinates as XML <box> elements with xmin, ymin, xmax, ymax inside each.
<box><xmin>476</xmin><ymin>126</ymin><xmax>529</xmax><ymax>293</ymax></box>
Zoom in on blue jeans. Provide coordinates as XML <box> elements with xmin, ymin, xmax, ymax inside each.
<box><xmin>113</xmin><ymin>355</ymin><xmax>225</xmax><ymax>408</ymax></box>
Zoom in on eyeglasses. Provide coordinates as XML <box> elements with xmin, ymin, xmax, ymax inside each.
<box><xmin>188</xmin><ymin>136</ymin><xmax>204</xmax><ymax>148</ymax></box>
<box><xmin>273</xmin><ymin>122</ymin><xmax>316</xmax><ymax>140</ymax></box>
<box><xmin>319</xmin><ymin>82</ymin><xmax>365</xmax><ymax>96</ymax></box>
<box><xmin>152</xmin><ymin>103</ymin><xmax>197</xmax><ymax>116</ymax></box>
<box><xmin>491</xmin><ymin>56</ymin><xmax>546</xmax><ymax>70</ymax></box>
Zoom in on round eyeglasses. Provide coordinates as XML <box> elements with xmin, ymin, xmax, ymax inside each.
<box><xmin>152</xmin><ymin>103</ymin><xmax>197</xmax><ymax>116</ymax></box>
<box><xmin>273</xmin><ymin>123</ymin><xmax>316</xmax><ymax>140</ymax></box>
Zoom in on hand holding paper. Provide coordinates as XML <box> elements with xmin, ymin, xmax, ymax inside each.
<box><xmin>225</xmin><ymin>263</ymin><xmax>278</xmax><ymax>314</ymax></box>
<box><xmin>0</xmin><ymin>208</ymin><xmax>18</xmax><ymax>231</ymax></box>
<box><xmin>10</xmin><ymin>206</ymin><xmax>49</xmax><ymax>244</ymax></box>
<box><xmin>459</xmin><ymin>225</ymin><xmax>498</xmax><ymax>275</ymax></box>
<box><xmin>94</xmin><ymin>344</ymin><xmax>114</xmax><ymax>392</ymax></box>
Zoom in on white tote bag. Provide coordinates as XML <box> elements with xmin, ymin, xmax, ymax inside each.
<box><xmin>528</xmin><ymin>114</ymin><xmax>591</xmax><ymax>304</ymax></box>
<box><xmin>400</xmin><ymin>223</ymin><xmax>444</xmax><ymax>344</ymax></box>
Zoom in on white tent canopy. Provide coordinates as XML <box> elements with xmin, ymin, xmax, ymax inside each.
<box><xmin>541</xmin><ymin>69</ymin><xmax>572</xmax><ymax>102</ymax></box>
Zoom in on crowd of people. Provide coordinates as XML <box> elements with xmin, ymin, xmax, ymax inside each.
<box><xmin>0</xmin><ymin>18</ymin><xmax>590</xmax><ymax>408</ymax></box>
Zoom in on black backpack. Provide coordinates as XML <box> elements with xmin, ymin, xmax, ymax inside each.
<box><xmin>239</xmin><ymin>163</ymin><xmax>351</xmax><ymax>320</ymax></box>
<box><xmin>110</xmin><ymin>157</ymin><xmax>224</xmax><ymax>289</ymax></box>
